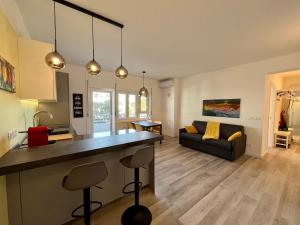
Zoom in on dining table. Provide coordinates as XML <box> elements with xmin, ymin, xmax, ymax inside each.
<box><xmin>131</xmin><ymin>121</ymin><xmax>163</xmax><ymax>144</ymax></box>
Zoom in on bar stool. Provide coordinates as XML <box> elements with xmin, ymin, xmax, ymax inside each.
<box><xmin>63</xmin><ymin>161</ymin><xmax>108</xmax><ymax>225</ymax></box>
<box><xmin>120</xmin><ymin>147</ymin><xmax>154</xmax><ymax>225</ymax></box>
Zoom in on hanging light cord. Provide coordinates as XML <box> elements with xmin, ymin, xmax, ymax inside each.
<box><xmin>92</xmin><ymin>17</ymin><xmax>95</xmax><ymax>60</ymax></box>
<box><xmin>53</xmin><ymin>1</ymin><xmax>57</xmax><ymax>51</ymax></box>
<box><xmin>120</xmin><ymin>28</ymin><xmax>123</xmax><ymax>65</ymax></box>
<box><xmin>143</xmin><ymin>71</ymin><xmax>145</xmax><ymax>87</ymax></box>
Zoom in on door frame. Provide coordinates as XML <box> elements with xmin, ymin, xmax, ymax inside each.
<box><xmin>88</xmin><ymin>88</ymin><xmax>115</xmax><ymax>134</ymax></box>
<box><xmin>268</xmin><ymin>84</ymin><xmax>276</xmax><ymax>148</ymax></box>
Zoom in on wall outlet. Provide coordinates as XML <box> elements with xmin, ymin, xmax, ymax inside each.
<box><xmin>246</xmin><ymin>143</ymin><xmax>251</xmax><ymax>148</ymax></box>
<box><xmin>8</xmin><ymin>130</ymin><xmax>18</xmax><ymax>140</ymax></box>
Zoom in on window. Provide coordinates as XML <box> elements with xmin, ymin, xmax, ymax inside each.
<box><xmin>140</xmin><ymin>96</ymin><xmax>148</xmax><ymax>119</ymax></box>
<box><xmin>140</xmin><ymin>96</ymin><xmax>147</xmax><ymax>112</ymax></box>
<box><xmin>118</xmin><ymin>93</ymin><xmax>126</xmax><ymax>119</ymax></box>
<box><xmin>117</xmin><ymin>91</ymin><xmax>150</xmax><ymax>120</ymax></box>
<box><xmin>128</xmin><ymin>94</ymin><xmax>136</xmax><ymax>118</ymax></box>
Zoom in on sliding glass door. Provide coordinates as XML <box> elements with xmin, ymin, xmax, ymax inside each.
<box><xmin>91</xmin><ymin>90</ymin><xmax>113</xmax><ymax>136</ymax></box>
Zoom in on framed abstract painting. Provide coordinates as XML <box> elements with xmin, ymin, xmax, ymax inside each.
<box><xmin>0</xmin><ymin>56</ymin><xmax>16</xmax><ymax>93</ymax></box>
<box><xmin>203</xmin><ymin>99</ymin><xmax>241</xmax><ymax>118</ymax></box>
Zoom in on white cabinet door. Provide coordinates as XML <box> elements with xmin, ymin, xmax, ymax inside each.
<box><xmin>18</xmin><ymin>37</ymin><xmax>57</xmax><ymax>101</ymax></box>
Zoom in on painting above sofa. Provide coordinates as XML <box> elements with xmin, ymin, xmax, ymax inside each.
<box><xmin>203</xmin><ymin>99</ymin><xmax>240</xmax><ymax>118</ymax></box>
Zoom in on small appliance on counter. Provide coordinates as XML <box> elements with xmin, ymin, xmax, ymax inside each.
<box><xmin>27</xmin><ymin>126</ymin><xmax>55</xmax><ymax>147</ymax></box>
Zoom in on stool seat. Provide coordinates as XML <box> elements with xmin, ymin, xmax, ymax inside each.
<box><xmin>63</xmin><ymin>161</ymin><xmax>108</xmax><ymax>225</ymax></box>
<box><xmin>120</xmin><ymin>146</ymin><xmax>154</xmax><ymax>169</ymax></box>
<box><xmin>63</xmin><ymin>161</ymin><xmax>108</xmax><ymax>191</ymax></box>
<box><xmin>120</xmin><ymin>155</ymin><xmax>134</xmax><ymax>168</ymax></box>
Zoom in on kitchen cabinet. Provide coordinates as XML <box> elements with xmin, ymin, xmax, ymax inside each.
<box><xmin>18</xmin><ymin>37</ymin><xmax>57</xmax><ymax>101</ymax></box>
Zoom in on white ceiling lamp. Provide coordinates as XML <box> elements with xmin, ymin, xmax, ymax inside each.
<box><xmin>139</xmin><ymin>71</ymin><xmax>149</xmax><ymax>97</ymax></box>
<box><xmin>45</xmin><ymin>1</ymin><xmax>66</xmax><ymax>70</ymax></box>
<box><xmin>86</xmin><ymin>17</ymin><xmax>101</xmax><ymax>75</ymax></box>
<box><xmin>115</xmin><ymin>28</ymin><xmax>128</xmax><ymax>79</ymax></box>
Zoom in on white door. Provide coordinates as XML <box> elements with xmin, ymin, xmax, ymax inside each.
<box><xmin>90</xmin><ymin>89</ymin><xmax>113</xmax><ymax>136</ymax></box>
<box><xmin>268</xmin><ymin>85</ymin><xmax>276</xmax><ymax>148</ymax></box>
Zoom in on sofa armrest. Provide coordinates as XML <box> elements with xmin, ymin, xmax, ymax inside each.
<box><xmin>179</xmin><ymin>128</ymin><xmax>187</xmax><ymax>144</ymax></box>
<box><xmin>232</xmin><ymin>134</ymin><xmax>247</xmax><ymax>160</ymax></box>
<box><xmin>179</xmin><ymin>128</ymin><xmax>187</xmax><ymax>134</ymax></box>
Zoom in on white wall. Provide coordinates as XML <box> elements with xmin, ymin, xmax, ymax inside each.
<box><xmin>161</xmin><ymin>79</ymin><xmax>181</xmax><ymax>137</ymax></box>
<box><xmin>162</xmin><ymin>86</ymin><xmax>175</xmax><ymax>136</ymax></box>
<box><xmin>179</xmin><ymin>52</ymin><xmax>300</xmax><ymax>158</ymax></box>
<box><xmin>62</xmin><ymin>64</ymin><xmax>162</xmax><ymax>135</ymax></box>
<box><xmin>283</xmin><ymin>74</ymin><xmax>300</xmax><ymax>90</ymax></box>
<box><xmin>290</xmin><ymin>98</ymin><xmax>300</xmax><ymax>126</ymax></box>
<box><xmin>0</xmin><ymin>6</ymin><xmax>36</xmax><ymax>225</ymax></box>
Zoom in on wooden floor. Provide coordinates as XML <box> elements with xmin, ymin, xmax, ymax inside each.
<box><xmin>71</xmin><ymin>137</ymin><xmax>300</xmax><ymax>225</ymax></box>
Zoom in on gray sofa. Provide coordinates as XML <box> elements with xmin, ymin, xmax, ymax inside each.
<box><xmin>179</xmin><ymin>121</ymin><xmax>246</xmax><ymax>161</ymax></box>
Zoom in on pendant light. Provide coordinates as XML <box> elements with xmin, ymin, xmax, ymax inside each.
<box><xmin>115</xmin><ymin>29</ymin><xmax>128</xmax><ymax>79</ymax></box>
<box><xmin>45</xmin><ymin>1</ymin><xmax>66</xmax><ymax>70</ymax></box>
<box><xmin>139</xmin><ymin>71</ymin><xmax>149</xmax><ymax>97</ymax></box>
<box><xmin>86</xmin><ymin>17</ymin><xmax>101</xmax><ymax>75</ymax></box>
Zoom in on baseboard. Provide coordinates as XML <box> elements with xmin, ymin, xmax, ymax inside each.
<box><xmin>245</xmin><ymin>150</ymin><xmax>263</xmax><ymax>158</ymax></box>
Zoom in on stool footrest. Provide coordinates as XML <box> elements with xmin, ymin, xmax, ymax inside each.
<box><xmin>122</xmin><ymin>181</ymin><xmax>143</xmax><ymax>194</ymax></box>
<box><xmin>71</xmin><ymin>201</ymin><xmax>103</xmax><ymax>218</ymax></box>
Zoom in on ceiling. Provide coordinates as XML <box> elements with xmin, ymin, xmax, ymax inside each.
<box><xmin>16</xmin><ymin>0</ymin><xmax>300</xmax><ymax>80</ymax></box>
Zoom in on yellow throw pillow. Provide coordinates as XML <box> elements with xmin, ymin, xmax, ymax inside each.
<box><xmin>185</xmin><ymin>125</ymin><xmax>198</xmax><ymax>134</ymax></box>
<box><xmin>202</xmin><ymin>121</ymin><xmax>220</xmax><ymax>140</ymax></box>
<box><xmin>228</xmin><ymin>131</ymin><xmax>242</xmax><ymax>142</ymax></box>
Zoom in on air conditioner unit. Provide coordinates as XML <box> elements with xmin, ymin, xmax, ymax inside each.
<box><xmin>159</xmin><ymin>79</ymin><xmax>175</xmax><ymax>88</ymax></box>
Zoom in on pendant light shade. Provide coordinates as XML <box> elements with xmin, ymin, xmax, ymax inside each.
<box><xmin>45</xmin><ymin>51</ymin><xmax>65</xmax><ymax>70</ymax></box>
<box><xmin>115</xmin><ymin>29</ymin><xmax>128</xmax><ymax>78</ymax></box>
<box><xmin>139</xmin><ymin>71</ymin><xmax>149</xmax><ymax>97</ymax></box>
<box><xmin>139</xmin><ymin>86</ymin><xmax>149</xmax><ymax>97</ymax></box>
<box><xmin>45</xmin><ymin>1</ymin><xmax>65</xmax><ymax>70</ymax></box>
<box><xmin>86</xmin><ymin>59</ymin><xmax>101</xmax><ymax>75</ymax></box>
<box><xmin>115</xmin><ymin>65</ymin><xmax>128</xmax><ymax>79</ymax></box>
<box><xmin>86</xmin><ymin>17</ymin><xmax>101</xmax><ymax>75</ymax></box>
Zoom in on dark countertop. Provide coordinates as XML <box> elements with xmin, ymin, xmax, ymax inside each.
<box><xmin>0</xmin><ymin>131</ymin><xmax>162</xmax><ymax>176</ymax></box>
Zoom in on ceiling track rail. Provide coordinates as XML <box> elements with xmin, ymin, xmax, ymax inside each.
<box><xmin>53</xmin><ymin>0</ymin><xmax>124</xmax><ymax>28</ymax></box>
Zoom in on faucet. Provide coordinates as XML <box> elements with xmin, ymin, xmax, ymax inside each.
<box><xmin>32</xmin><ymin>111</ymin><xmax>54</xmax><ymax>127</ymax></box>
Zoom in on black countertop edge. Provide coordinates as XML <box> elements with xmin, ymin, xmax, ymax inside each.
<box><xmin>0</xmin><ymin>132</ymin><xmax>163</xmax><ymax>176</ymax></box>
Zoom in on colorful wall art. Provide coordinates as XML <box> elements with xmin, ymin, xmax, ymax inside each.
<box><xmin>203</xmin><ymin>99</ymin><xmax>241</xmax><ymax>118</ymax></box>
<box><xmin>0</xmin><ymin>56</ymin><xmax>16</xmax><ymax>93</ymax></box>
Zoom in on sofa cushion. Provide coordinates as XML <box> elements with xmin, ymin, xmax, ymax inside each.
<box><xmin>220</xmin><ymin>123</ymin><xmax>244</xmax><ymax>139</ymax></box>
<box><xmin>192</xmin><ymin>121</ymin><xmax>207</xmax><ymax>135</ymax></box>
<box><xmin>202</xmin><ymin>138</ymin><xmax>232</xmax><ymax>151</ymax></box>
<box><xmin>185</xmin><ymin>125</ymin><xmax>198</xmax><ymax>134</ymax></box>
<box><xmin>180</xmin><ymin>133</ymin><xmax>202</xmax><ymax>143</ymax></box>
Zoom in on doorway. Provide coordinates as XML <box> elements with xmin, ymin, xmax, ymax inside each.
<box><xmin>90</xmin><ymin>89</ymin><xmax>113</xmax><ymax>136</ymax></box>
<box><xmin>263</xmin><ymin>70</ymin><xmax>300</xmax><ymax>153</ymax></box>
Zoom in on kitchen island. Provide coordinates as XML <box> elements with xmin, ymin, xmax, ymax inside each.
<box><xmin>0</xmin><ymin>131</ymin><xmax>162</xmax><ymax>225</ymax></box>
